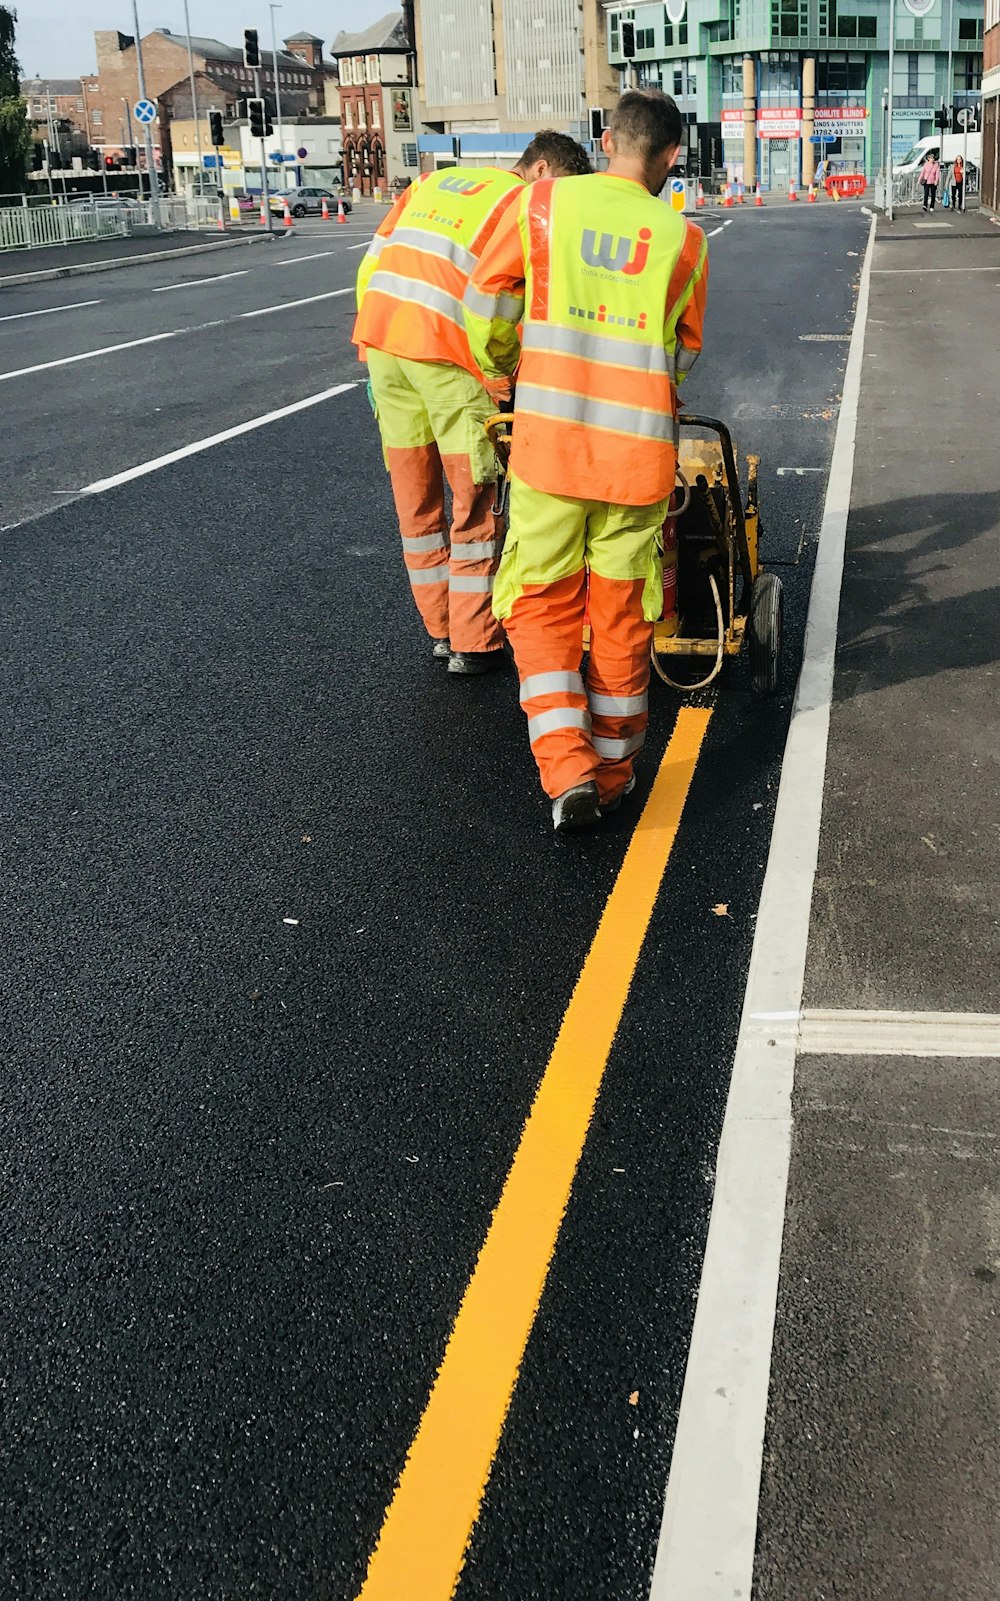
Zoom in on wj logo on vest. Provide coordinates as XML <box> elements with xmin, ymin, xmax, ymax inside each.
<box><xmin>580</xmin><ymin>226</ymin><xmax>652</xmax><ymax>276</ymax></box>
<box><xmin>438</xmin><ymin>175</ymin><xmax>488</xmax><ymax>196</ymax></box>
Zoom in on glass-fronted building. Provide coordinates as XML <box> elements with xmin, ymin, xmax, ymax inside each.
<box><xmin>605</xmin><ymin>0</ymin><xmax>983</xmax><ymax>186</ymax></box>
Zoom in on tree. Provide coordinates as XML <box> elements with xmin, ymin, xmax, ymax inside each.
<box><xmin>0</xmin><ymin>7</ymin><xmax>31</xmax><ymax>192</ymax></box>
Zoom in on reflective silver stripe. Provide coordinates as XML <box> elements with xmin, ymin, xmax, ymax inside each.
<box><xmin>516</xmin><ymin>383</ymin><xmax>672</xmax><ymax>441</ymax></box>
<box><xmin>452</xmin><ymin>539</ymin><xmax>501</xmax><ymax>563</ymax></box>
<box><xmin>676</xmin><ymin>345</ymin><xmax>700</xmax><ymax>375</ymax></box>
<box><xmin>449</xmin><ymin>573</ymin><xmax>494</xmax><ymax>593</ymax></box>
<box><xmin>386</xmin><ymin>227</ymin><xmax>478</xmax><ymax>276</ymax></box>
<box><xmin>369</xmin><ymin>233</ymin><xmax>388</xmax><ymax>258</ymax></box>
<box><xmin>403</xmin><ymin>530</ymin><xmax>448</xmax><ymax>554</ymax></box>
<box><xmin>522</xmin><ymin>322</ymin><xmax>670</xmax><ymax>375</ymax></box>
<box><xmin>519</xmin><ymin>670</ymin><xmax>585</xmax><ymax>704</ymax></box>
<box><xmin>527</xmin><ymin>707</ymin><xmax>592</xmax><ymax>744</ymax></box>
<box><xmin>589</xmin><ymin>691</ymin><xmax>648</xmax><ymax>717</ymax></box>
<box><xmin>593</xmin><ymin>731</ymin><xmax>646</xmax><ymax>760</ymax></box>
<box><xmin>368</xmin><ymin>272</ymin><xmax>465</xmax><ymax>329</ymax></box>
<box><xmin>408</xmin><ymin>567</ymin><xmax>449</xmax><ymax>586</ymax></box>
<box><xmin>463</xmin><ymin>283</ymin><xmax>525</xmax><ymax>323</ymax></box>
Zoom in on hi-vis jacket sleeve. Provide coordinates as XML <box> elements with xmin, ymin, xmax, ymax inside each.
<box><xmin>462</xmin><ymin>197</ymin><xmax>527</xmax><ymax>398</ymax></box>
<box><xmin>355</xmin><ymin>182</ymin><xmax>421</xmax><ymax>312</ymax></box>
<box><xmin>672</xmin><ymin>222</ymin><xmax>709</xmax><ymax>386</ymax></box>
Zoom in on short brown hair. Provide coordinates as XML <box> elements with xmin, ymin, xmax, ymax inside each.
<box><xmin>521</xmin><ymin>129</ymin><xmax>593</xmax><ymax>176</ymax></box>
<box><xmin>608</xmin><ymin>90</ymin><xmax>683</xmax><ymax>160</ymax></box>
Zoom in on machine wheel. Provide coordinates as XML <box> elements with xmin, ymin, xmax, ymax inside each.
<box><xmin>293</xmin><ymin>203</ymin><xmax>307</xmax><ymax>217</ymax></box>
<box><xmin>749</xmin><ymin>572</ymin><xmax>783</xmax><ymax>695</ymax></box>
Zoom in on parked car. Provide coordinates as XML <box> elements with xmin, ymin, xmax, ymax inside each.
<box><xmin>269</xmin><ymin>186</ymin><xmax>352</xmax><ymax>217</ymax></box>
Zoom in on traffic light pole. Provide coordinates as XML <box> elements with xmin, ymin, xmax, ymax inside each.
<box><xmin>253</xmin><ymin>68</ymin><xmax>273</xmax><ymax>232</ymax></box>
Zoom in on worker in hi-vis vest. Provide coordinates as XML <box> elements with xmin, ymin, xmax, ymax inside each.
<box><xmin>463</xmin><ymin>91</ymin><xmax>708</xmax><ymax>829</ymax></box>
<box><xmin>352</xmin><ymin>132</ymin><xmax>592</xmax><ymax>675</ymax></box>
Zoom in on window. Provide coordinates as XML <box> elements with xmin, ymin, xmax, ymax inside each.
<box><xmin>636</xmin><ymin>27</ymin><xmax>655</xmax><ymax>48</ymax></box>
<box><xmin>771</xmin><ymin>0</ymin><xmax>806</xmax><ymax>38</ymax></box>
<box><xmin>893</xmin><ymin>50</ymin><xmax>935</xmax><ymax>99</ymax></box>
<box><xmin>858</xmin><ymin>16</ymin><xmax>876</xmax><ymax>35</ymax></box>
<box><xmin>837</xmin><ymin>15</ymin><xmax>857</xmax><ymax>34</ymax></box>
<box><xmin>344</xmin><ymin>99</ymin><xmax>353</xmax><ymax>128</ymax></box>
<box><xmin>957</xmin><ymin>55</ymin><xmax>982</xmax><ymax>88</ymax></box>
<box><xmin>371</xmin><ymin>96</ymin><xmax>381</xmax><ymax>126</ymax></box>
<box><xmin>674</xmin><ymin>68</ymin><xmax>683</xmax><ymax>93</ymax></box>
<box><xmin>91</xmin><ymin>109</ymin><xmax>102</xmax><ymax>124</ymax></box>
<box><xmin>720</xmin><ymin>56</ymin><xmax>743</xmax><ymax>95</ymax></box>
<box><xmin>340</xmin><ymin>59</ymin><xmax>352</xmax><ymax>84</ymax></box>
<box><xmin>958</xmin><ymin>17</ymin><xmax>983</xmax><ymax>37</ymax></box>
<box><xmin>367</xmin><ymin>55</ymin><xmax>379</xmax><ymax>82</ymax></box>
<box><xmin>816</xmin><ymin>51</ymin><xmax>867</xmax><ymax>93</ymax></box>
<box><xmin>76</xmin><ymin>97</ymin><xmax>84</xmax><ymax>111</ymax></box>
<box><xmin>357</xmin><ymin>99</ymin><xmax>366</xmax><ymax>128</ymax></box>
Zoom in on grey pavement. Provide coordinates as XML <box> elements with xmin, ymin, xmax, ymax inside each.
<box><xmin>0</xmin><ymin>228</ymin><xmax>276</xmax><ymax>286</ymax></box>
<box><xmin>756</xmin><ymin>203</ymin><xmax>1000</xmax><ymax>1599</ymax></box>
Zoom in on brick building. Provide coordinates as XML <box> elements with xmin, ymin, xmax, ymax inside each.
<box><xmin>331</xmin><ymin>12</ymin><xmax>418</xmax><ymax>193</ymax></box>
<box><xmin>985</xmin><ymin>0</ymin><xmax>999</xmax><ymax>211</ymax></box>
<box><xmin>82</xmin><ymin>27</ymin><xmax>330</xmax><ymax>156</ymax></box>
<box><xmin>21</xmin><ymin>78</ymin><xmax>91</xmax><ymax>158</ymax></box>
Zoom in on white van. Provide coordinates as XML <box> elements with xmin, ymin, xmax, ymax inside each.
<box><xmin>893</xmin><ymin>131</ymin><xmax>981</xmax><ymax>177</ymax></box>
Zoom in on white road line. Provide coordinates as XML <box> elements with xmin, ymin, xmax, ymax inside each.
<box><xmin>648</xmin><ymin>210</ymin><xmax>878</xmax><ymax>1601</ymax></box>
<box><xmin>872</xmin><ymin>264</ymin><xmax>1000</xmax><ymax>273</ymax></box>
<box><xmin>0</xmin><ymin>325</ymin><xmax>214</xmax><ymax>384</ymax></box>
<box><xmin>776</xmin><ymin>466</ymin><xmax>823</xmax><ymax>476</ymax></box>
<box><xmin>346</xmin><ymin>238</ymin><xmax>377</xmax><ymax>251</ymax></box>
<box><xmin>0</xmin><ymin>298</ymin><xmax>102</xmax><ymax>323</ymax></box>
<box><xmin>272</xmin><ymin>251</ymin><xmax>339</xmax><ymax>266</ymax></box>
<box><xmin>79</xmin><ymin>382</ymin><xmax>357</xmax><ymax>496</ymax></box>
<box><xmin>239</xmin><ymin>287</ymin><xmax>353</xmax><ymax>318</ymax></box>
<box><xmin>799</xmin><ymin>1008</ymin><xmax>1000</xmax><ymax>1058</ymax></box>
<box><xmin>152</xmin><ymin>270</ymin><xmax>249</xmax><ymax>292</ymax></box>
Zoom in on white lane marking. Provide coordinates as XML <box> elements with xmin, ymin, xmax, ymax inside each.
<box><xmin>799</xmin><ymin>332</ymin><xmax>850</xmax><ymax>342</ymax></box>
<box><xmin>152</xmin><ymin>270</ymin><xmax>249</xmax><ymax>292</ymax></box>
<box><xmin>648</xmin><ymin>210</ymin><xmax>878</xmax><ymax>1601</ymax></box>
<box><xmin>872</xmin><ymin>264</ymin><xmax>1000</xmax><ymax>273</ymax></box>
<box><xmin>272</xmin><ymin>251</ymin><xmax>339</xmax><ymax>266</ymax></box>
<box><xmin>0</xmin><ymin>298</ymin><xmax>102</xmax><ymax>323</ymax></box>
<box><xmin>79</xmin><ymin>383</ymin><xmax>356</xmax><ymax>496</ymax></box>
<box><xmin>0</xmin><ymin>324</ymin><xmax>219</xmax><ymax>384</ymax></box>
<box><xmin>776</xmin><ymin>466</ymin><xmax>824</xmax><ymax>476</ymax></box>
<box><xmin>239</xmin><ymin>287</ymin><xmax>353</xmax><ymax>318</ymax></box>
<box><xmin>799</xmin><ymin>1008</ymin><xmax>1000</xmax><ymax>1058</ymax></box>
<box><xmin>346</xmin><ymin>238</ymin><xmax>377</xmax><ymax>251</ymax></box>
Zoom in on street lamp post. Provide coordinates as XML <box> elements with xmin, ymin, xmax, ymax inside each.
<box><xmin>182</xmin><ymin>0</ymin><xmax>204</xmax><ymax>199</ymax></box>
<box><xmin>269</xmin><ymin>4</ymin><xmax>286</xmax><ymax>187</ymax></box>
<box><xmin>129</xmin><ymin>0</ymin><xmax>162</xmax><ymax>226</ymax></box>
<box><xmin>886</xmin><ymin>0</ymin><xmax>895</xmax><ymax>220</ymax></box>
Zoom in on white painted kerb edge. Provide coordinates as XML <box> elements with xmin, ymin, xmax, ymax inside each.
<box><xmin>648</xmin><ymin>210</ymin><xmax>878</xmax><ymax>1601</ymax></box>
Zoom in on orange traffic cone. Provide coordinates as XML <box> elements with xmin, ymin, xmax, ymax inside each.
<box><xmin>788</xmin><ymin>177</ymin><xmax>798</xmax><ymax>201</ymax></box>
<box><xmin>696</xmin><ymin>180</ymin><xmax>705</xmax><ymax>210</ymax></box>
<box><xmin>736</xmin><ymin>180</ymin><xmax>745</xmax><ymax>204</ymax></box>
<box><xmin>807</xmin><ymin>182</ymin><xmax>817</xmax><ymax>203</ymax></box>
<box><xmin>723</xmin><ymin>182</ymin><xmax>733</xmax><ymax>209</ymax></box>
<box><xmin>321</xmin><ymin>196</ymin><xmax>330</xmax><ymax>221</ymax></box>
<box><xmin>282</xmin><ymin>196</ymin><xmax>293</xmax><ymax>231</ymax></box>
<box><xmin>259</xmin><ymin>196</ymin><xmax>268</xmax><ymax>226</ymax></box>
<box><xmin>754</xmin><ymin>183</ymin><xmax>764</xmax><ymax>206</ymax></box>
<box><xmin>336</xmin><ymin>195</ymin><xmax>347</xmax><ymax>224</ymax></box>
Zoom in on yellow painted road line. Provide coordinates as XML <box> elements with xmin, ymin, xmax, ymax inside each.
<box><xmin>356</xmin><ymin>706</ymin><xmax>713</xmax><ymax>1601</ymax></box>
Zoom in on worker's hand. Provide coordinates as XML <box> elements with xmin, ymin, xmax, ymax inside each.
<box><xmin>483</xmin><ymin>377</ymin><xmax>513</xmax><ymax>409</ymax></box>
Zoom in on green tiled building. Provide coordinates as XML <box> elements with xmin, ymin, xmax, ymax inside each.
<box><xmin>605</xmin><ymin>0</ymin><xmax>983</xmax><ymax>187</ymax></box>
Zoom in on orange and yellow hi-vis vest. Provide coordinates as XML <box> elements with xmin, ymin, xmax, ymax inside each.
<box><xmin>463</xmin><ymin>172</ymin><xmax>708</xmax><ymax>506</ymax></box>
<box><xmin>352</xmin><ymin>167</ymin><xmax>525</xmax><ymax>379</ymax></box>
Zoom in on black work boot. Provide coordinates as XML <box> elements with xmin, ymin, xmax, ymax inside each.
<box><xmin>431</xmin><ymin>637</ymin><xmax>451</xmax><ymax>662</ymax></box>
<box><xmin>447</xmin><ymin>649</ymin><xmax>507</xmax><ymax>676</ymax></box>
<box><xmin>551</xmin><ymin>781</ymin><xmax>602</xmax><ymax>834</ymax></box>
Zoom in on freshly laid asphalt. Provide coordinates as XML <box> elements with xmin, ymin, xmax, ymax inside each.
<box><xmin>1</xmin><ymin>203</ymin><xmax>873</xmax><ymax>1598</ymax></box>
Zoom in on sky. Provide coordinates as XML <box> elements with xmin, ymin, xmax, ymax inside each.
<box><xmin>15</xmin><ymin>0</ymin><xmax>395</xmax><ymax>78</ymax></box>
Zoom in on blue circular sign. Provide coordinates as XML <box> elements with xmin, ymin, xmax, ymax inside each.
<box><xmin>134</xmin><ymin>98</ymin><xmax>157</xmax><ymax>124</ymax></box>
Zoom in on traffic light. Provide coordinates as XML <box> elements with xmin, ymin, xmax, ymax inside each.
<box><xmin>935</xmin><ymin>102</ymin><xmax>951</xmax><ymax>132</ymax></box>
<box><xmin>621</xmin><ymin>20</ymin><xmax>636</xmax><ymax>58</ymax></box>
<box><xmin>208</xmin><ymin>110</ymin><xmax>224</xmax><ymax>147</ymax></box>
<box><xmin>31</xmin><ymin>143</ymin><xmax>43</xmax><ymax>170</ymax></box>
<box><xmin>589</xmin><ymin>106</ymin><xmax>606</xmax><ymax>141</ymax></box>
<box><xmin>248</xmin><ymin>97</ymin><xmax>273</xmax><ymax>139</ymax></box>
<box><xmin>243</xmin><ymin>27</ymin><xmax>260</xmax><ymax>68</ymax></box>
<box><xmin>124</xmin><ymin>145</ymin><xmax>137</xmax><ymax>166</ymax></box>
<box><xmin>104</xmin><ymin>154</ymin><xmax>115</xmax><ymax>170</ymax></box>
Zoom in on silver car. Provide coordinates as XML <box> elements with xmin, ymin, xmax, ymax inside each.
<box><xmin>270</xmin><ymin>186</ymin><xmax>351</xmax><ymax>218</ymax></box>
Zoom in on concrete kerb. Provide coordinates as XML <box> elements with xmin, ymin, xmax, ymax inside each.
<box><xmin>0</xmin><ymin>230</ymin><xmax>276</xmax><ymax>289</ymax></box>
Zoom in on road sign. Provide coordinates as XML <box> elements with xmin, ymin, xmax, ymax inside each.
<box><xmin>668</xmin><ymin>176</ymin><xmax>686</xmax><ymax>213</ymax></box>
<box><xmin>134</xmin><ymin>98</ymin><xmax>157</xmax><ymax>125</ymax></box>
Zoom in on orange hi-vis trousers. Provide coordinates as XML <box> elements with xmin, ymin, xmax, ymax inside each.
<box><xmin>495</xmin><ymin>473</ymin><xmax>671</xmax><ymax>803</ymax></box>
<box><xmin>366</xmin><ymin>349</ymin><xmax>504</xmax><ymax>654</ymax></box>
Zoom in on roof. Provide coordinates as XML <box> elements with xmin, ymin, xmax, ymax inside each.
<box><xmin>21</xmin><ymin>78</ymin><xmax>81</xmax><ymax>96</ymax></box>
<box><xmin>150</xmin><ymin>30</ymin><xmax>308</xmax><ymax>71</ymax></box>
<box><xmin>285</xmin><ymin>31</ymin><xmax>324</xmax><ymax>43</ymax></box>
<box><xmin>330</xmin><ymin>12</ymin><xmax>409</xmax><ymax>54</ymax></box>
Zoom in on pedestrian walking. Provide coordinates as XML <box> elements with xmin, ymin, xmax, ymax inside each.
<box><xmin>951</xmin><ymin>154</ymin><xmax>965</xmax><ymax>212</ymax></box>
<box><xmin>463</xmin><ymin>90</ymin><xmax>708</xmax><ymax>832</ymax></box>
<box><xmin>352</xmin><ymin>132</ymin><xmax>592</xmax><ymax>675</ymax></box>
<box><xmin>920</xmin><ymin>153</ymin><xmax>940</xmax><ymax>211</ymax></box>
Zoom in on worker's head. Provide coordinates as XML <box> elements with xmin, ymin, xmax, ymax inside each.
<box><xmin>603</xmin><ymin>90</ymin><xmax>683</xmax><ymax>195</ymax></box>
<box><xmin>514</xmin><ymin>130</ymin><xmax>593</xmax><ymax>182</ymax></box>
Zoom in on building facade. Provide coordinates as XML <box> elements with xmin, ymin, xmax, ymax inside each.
<box><xmin>984</xmin><ymin>0</ymin><xmax>999</xmax><ymax>209</ymax></box>
<box><xmin>21</xmin><ymin>78</ymin><xmax>91</xmax><ymax>159</ymax></box>
<box><xmin>605</xmin><ymin>0</ymin><xmax>983</xmax><ymax>187</ymax></box>
<box><xmin>331</xmin><ymin>13</ymin><xmax>421</xmax><ymax>192</ymax></box>
<box><xmin>412</xmin><ymin>0</ymin><xmax>617</xmax><ymax>166</ymax></box>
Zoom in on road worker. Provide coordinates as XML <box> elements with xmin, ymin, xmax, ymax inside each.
<box><xmin>352</xmin><ymin>132</ymin><xmax>592</xmax><ymax>675</ymax></box>
<box><xmin>462</xmin><ymin>90</ymin><xmax>708</xmax><ymax>830</ymax></box>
